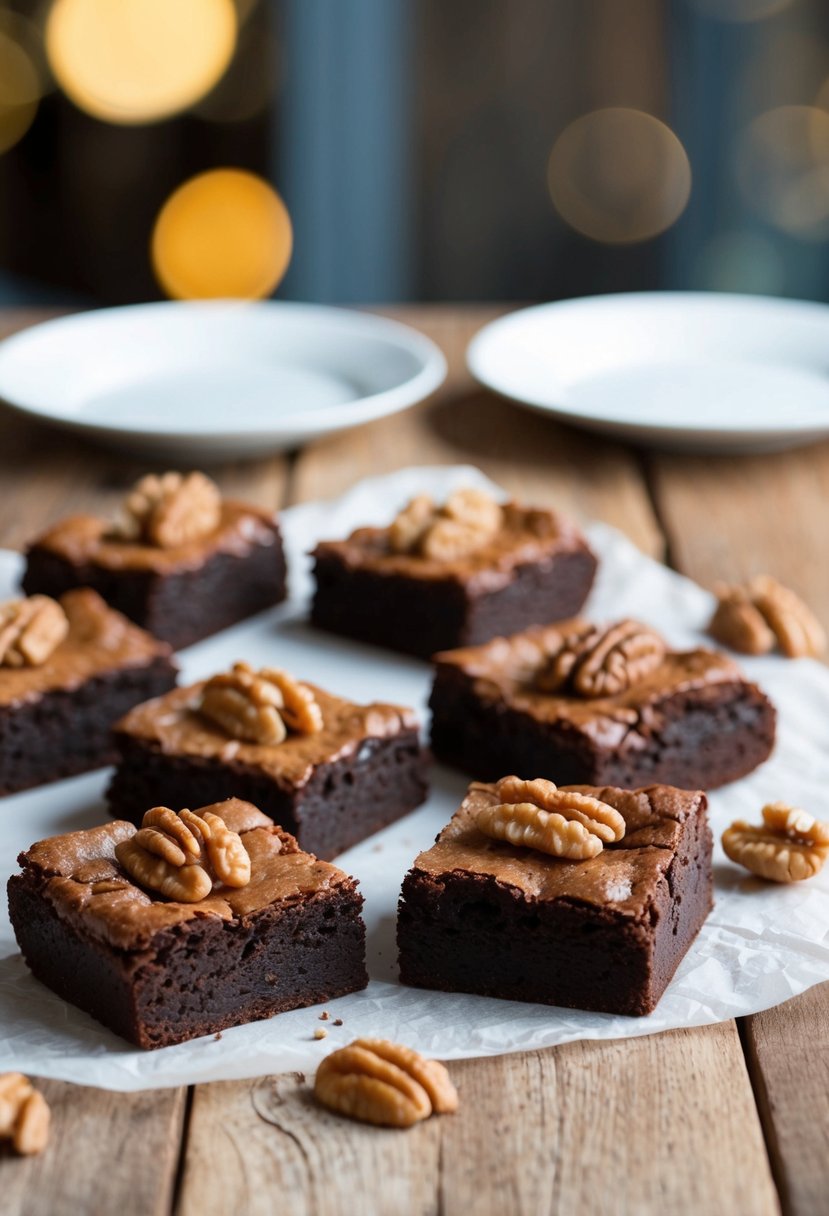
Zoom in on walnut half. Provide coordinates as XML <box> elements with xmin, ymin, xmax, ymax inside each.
<box><xmin>0</xmin><ymin>595</ymin><xmax>69</xmax><ymax>668</ymax></box>
<box><xmin>0</xmin><ymin>1073</ymin><xmax>50</xmax><ymax>1155</ymax></box>
<box><xmin>115</xmin><ymin>805</ymin><xmax>251</xmax><ymax>902</ymax></box>
<box><xmin>474</xmin><ymin>775</ymin><xmax>625</xmax><ymax>860</ymax></box>
<box><xmin>709</xmin><ymin>576</ymin><xmax>825</xmax><ymax>659</ymax></box>
<box><xmin>722</xmin><ymin>801</ymin><xmax>829</xmax><ymax>883</ymax></box>
<box><xmin>198</xmin><ymin>662</ymin><xmax>323</xmax><ymax>744</ymax></box>
<box><xmin>314</xmin><ymin>1039</ymin><xmax>458</xmax><ymax>1128</ymax></box>
<box><xmin>388</xmin><ymin>488</ymin><xmax>503</xmax><ymax>562</ymax></box>
<box><xmin>535</xmin><ymin>619</ymin><xmax>666</xmax><ymax>698</ymax></box>
<box><xmin>110</xmin><ymin>471</ymin><xmax>222</xmax><ymax>549</ymax></box>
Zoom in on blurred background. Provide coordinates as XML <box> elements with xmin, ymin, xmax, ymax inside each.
<box><xmin>1</xmin><ymin>0</ymin><xmax>828</xmax><ymax>308</ymax></box>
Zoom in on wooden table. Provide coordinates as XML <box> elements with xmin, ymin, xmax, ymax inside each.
<box><xmin>1</xmin><ymin>305</ymin><xmax>827</xmax><ymax>1216</ymax></box>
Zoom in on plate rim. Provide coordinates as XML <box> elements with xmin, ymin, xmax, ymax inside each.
<box><xmin>467</xmin><ymin>290</ymin><xmax>829</xmax><ymax>441</ymax></box>
<box><xmin>0</xmin><ymin>299</ymin><xmax>448</xmax><ymax>444</ymax></box>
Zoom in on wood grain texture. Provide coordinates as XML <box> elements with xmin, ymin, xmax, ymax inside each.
<box><xmin>1</xmin><ymin>1081</ymin><xmax>185</xmax><ymax>1216</ymax></box>
<box><xmin>178</xmin><ymin>1025</ymin><xmax>778</xmax><ymax>1216</ymax></box>
<box><xmin>744</xmin><ymin>983</ymin><xmax>829</xmax><ymax>1216</ymax></box>
<box><xmin>649</xmin><ymin>445</ymin><xmax>829</xmax><ymax>1216</ymax></box>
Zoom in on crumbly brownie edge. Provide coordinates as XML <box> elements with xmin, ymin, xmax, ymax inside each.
<box><xmin>311</xmin><ymin>547</ymin><xmax>596</xmax><ymax>658</ymax></box>
<box><xmin>23</xmin><ymin>526</ymin><xmax>288</xmax><ymax>650</ymax></box>
<box><xmin>8</xmin><ymin>871</ymin><xmax>368</xmax><ymax>1049</ymax></box>
<box><xmin>429</xmin><ymin>666</ymin><xmax>776</xmax><ymax>790</ymax></box>
<box><xmin>0</xmin><ymin>657</ymin><xmax>178</xmax><ymax>797</ymax></box>
<box><xmin>397</xmin><ymin>796</ymin><xmax>713</xmax><ymax>1016</ymax></box>
<box><xmin>107</xmin><ymin>728</ymin><xmax>430</xmax><ymax>860</ymax></box>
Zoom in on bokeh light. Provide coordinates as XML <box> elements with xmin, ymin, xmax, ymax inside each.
<box><xmin>688</xmin><ymin>0</ymin><xmax>794</xmax><ymax>21</ymax></box>
<box><xmin>547</xmin><ymin>108</ymin><xmax>692</xmax><ymax>244</ymax></box>
<box><xmin>151</xmin><ymin>169</ymin><xmax>293</xmax><ymax>300</ymax></box>
<box><xmin>736</xmin><ymin>105</ymin><xmax>829</xmax><ymax>239</ymax></box>
<box><xmin>46</xmin><ymin>0</ymin><xmax>237</xmax><ymax>125</ymax></box>
<box><xmin>0</xmin><ymin>26</ymin><xmax>42</xmax><ymax>154</ymax></box>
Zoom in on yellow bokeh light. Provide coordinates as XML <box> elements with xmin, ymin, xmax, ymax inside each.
<box><xmin>46</xmin><ymin>0</ymin><xmax>237</xmax><ymax>125</ymax></box>
<box><xmin>547</xmin><ymin>108</ymin><xmax>692</xmax><ymax>245</ymax></box>
<box><xmin>151</xmin><ymin>169</ymin><xmax>293</xmax><ymax>300</ymax></box>
<box><xmin>736</xmin><ymin>106</ymin><xmax>829</xmax><ymax>238</ymax></box>
<box><xmin>0</xmin><ymin>28</ymin><xmax>41</xmax><ymax>154</ymax></box>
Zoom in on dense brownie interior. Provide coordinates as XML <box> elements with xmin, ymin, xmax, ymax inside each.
<box><xmin>429</xmin><ymin>622</ymin><xmax>776</xmax><ymax>790</ymax></box>
<box><xmin>0</xmin><ymin>589</ymin><xmax>177</xmax><ymax>796</ymax></box>
<box><xmin>311</xmin><ymin>502</ymin><xmax>597</xmax><ymax>657</ymax></box>
<box><xmin>108</xmin><ymin>682</ymin><xmax>429</xmax><ymax>859</ymax></box>
<box><xmin>398</xmin><ymin>782</ymin><xmax>713</xmax><ymax>1016</ymax></box>
<box><xmin>23</xmin><ymin>502</ymin><xmax>287</xmax><ymax>649</ymax></box>
<box><xmin>8</xmin><ymin>799</ymin><xmax>368</xmax><ymax>1048</ymax></box>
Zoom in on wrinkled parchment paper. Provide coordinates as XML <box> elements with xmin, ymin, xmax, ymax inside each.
<box><xmin>0</xmin><ymin>465</ymin><xmax>826</xmax><ymax>1090</ymax></box>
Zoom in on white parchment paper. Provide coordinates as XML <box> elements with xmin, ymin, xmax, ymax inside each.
<box><xmin>0</xmin><ymin>464</ymin><xmax>827</xmax><ymax>1090</ymax></box>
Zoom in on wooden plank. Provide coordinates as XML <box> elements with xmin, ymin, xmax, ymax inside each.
<box><xmin>179</xmin><ymin>1024</ymin><xmax>777</xmax><ymax>1216</ymax></box>
<box><xmin>648</xmin><ymin>444</ymin><xmax>829</xmax><ymax>1216</ymax></box>
<box><xmin>743</xmin><ymin>983</ymin><xmax>829</xmax><ymax>1216</ymax></box>
<box><xmin>289</xmin><ymin>306</ymin><xmax>663</xmax><ymax>558</ymax></box>
<box><xmin>2</xmin><ymin>1081</ymin><xmax>185</xmax><ymax>1216</ymax></box>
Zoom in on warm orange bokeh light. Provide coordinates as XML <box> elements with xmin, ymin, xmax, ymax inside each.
<box><xmin>151</xmin><ymin>169</ymin><xmax>293</xmax><ymax>300</ymax></box>
<box><xmin>0</xmin><ymin>28</ymin><xmax>40</xmax><ymax>154</ymax></box>
<box><xmin>548</xmin><ymin>109</ymin><xmax>692</xmax><ymax>244</ymax></box>
<box><xmin>45</xmin><ymin>0</ymin><xmax>237</xmax><ymax>125</ymax></box>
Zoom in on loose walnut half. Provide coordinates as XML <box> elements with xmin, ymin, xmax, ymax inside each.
<box><xmin>110</xmin><ymin>471</ymin><xmax>222</xmax><ymax>549</ymax></box>
<box><xmin>115</xmin><ymin>805</ymin><xmax>251</xmax><ymax>902</ymax></box>
<box><xmin>709</xmin><ymin>576</ymin><xmax>825</xmax><ymax>659</ymax></box>
<box><xmin>0</xmin><ymin>595</ymin><xmax>69</xmax><ymax>668</ymax></box>
<box><xmin>536</xmin><ymin>620</ymin><xmax>665</xmax><ymax>698</ymax></box>
<box><xmin>198</xmin><ymin>662</ymin><xmax>322</xmax><ymax>744</ymax></box>
<box><xmin>722</xmin><ymin>801</ymin><xmax>829</xmax><ymax>883</ymax></box>
<box><xmin>474</xmin><ymin>775</ymin><xmax>625</xmax><ymax>860</ymax></box>
<box><xmin>0</xmin><ymin>1073</ymin><xmax>50</xmax><ymax>1156</ymax></box>
<box><xmin>314</xmin><ymin>1039</ymin><xmax>458</xmax><ymax>1128</ymax></box>
<box><xmin>388</xmin><ymin>487</ymin><xmax>503</xmax><ymax>562</ymax></box>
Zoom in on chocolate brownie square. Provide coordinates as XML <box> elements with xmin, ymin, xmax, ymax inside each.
<box><xmin>107</xmin><ymin>671</ymin><xmax>429</xmax><ymax>859</ymax></box>
<box><xmin>397</xmin><ymin>780</ymin><xmax>713</xmax><ymax>1016</ymax></box>
<box><xmin>22</xmin><ymin>474</ymin><xmax>287</xmax><ymax>650</ymax></box>
<box><xmin>8</xmin><ymin>798</ymin><xmax>368</xmax><ymax>1048</ymax></box>
<box><xmin>311</xmin><ymin>493</ymin><xmax>597</xmax><ymax>659</ymax></box>
<box><xmin>429</xmin><ymin>620</ymin><xmax>776</xmax><ymax>790</ymax></box>
<box><xmin>0</xmin><ymin>589</ymin><xmax>177</xmax><ymax>796</ymax></box>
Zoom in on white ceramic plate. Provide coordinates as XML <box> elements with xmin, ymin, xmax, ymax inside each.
<box><xmin>467</xmin><ymin>292</ymin><xmax>829</xmax><ymax>452</ymax></box>
<box><xmin>0</xmin><ymin>301</ymin><xmax>447</xmax><ymax>460</ymax></box>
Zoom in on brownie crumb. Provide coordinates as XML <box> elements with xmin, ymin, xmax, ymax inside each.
<box><xmin>214</xmin><ymin>1031</ymin><xmax>223</xmax><ymax>1041</ymax></box>
<box><xmin>333</xmin><ymin>1019</ymin><xmax>343</xmax><ymax>1027</ymax></box>
<box><xmin>319</xmin><ymin>1011</ymin><xmax>330</xmax><ymax>1021</ymax></box>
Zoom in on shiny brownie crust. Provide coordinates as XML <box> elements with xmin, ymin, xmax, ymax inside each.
<box><xmin>398</xmin><ymin>783</ymin><xmax>713</xmax><ymax>1016</ymax></box>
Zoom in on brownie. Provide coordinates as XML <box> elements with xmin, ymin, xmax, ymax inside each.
<box><xmin>0</xmin><ymin>589</ymin><xmax>177</xmax><ymax>797</ymax></box>
<box><xmin>398</xmin><ymin>780</ymin><xmax>713</xmax><ymax>1016</ymax></box>
<box><xmin>429</xmin><ymin>621</ymin><xmax>776</xmax><ymax>790</ymax></box>
<box><xmin>8</xmin><ymin>798</ymin><xmax>367</xmax><ymax>1048</ymax></box>
<box><xmin>311</xmin><ymin>501</ymin><xmax>597</xmax><ymax>658</ymax></box>
<box><xmin>22</xmin><ymin>501</ymin><xmax>287</xmax><ymax>650</ymax></box>
<box><xmin>107</xmin><ymin>681</ymin><xmax>429</xmax><ymax>859</ymax></box>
